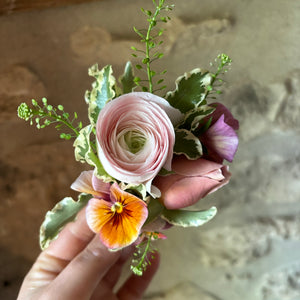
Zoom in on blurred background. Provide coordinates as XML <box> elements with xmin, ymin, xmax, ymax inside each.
<box><xmin>0</xmin><ymin>0</ymin><xmax>300</xmax><ymax>299</ymax></box>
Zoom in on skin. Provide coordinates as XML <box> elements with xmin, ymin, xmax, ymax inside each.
<box><xmin>17</xmin><ymin>209</ymin><xmax>160</xmax><ymax>300</ymax></box>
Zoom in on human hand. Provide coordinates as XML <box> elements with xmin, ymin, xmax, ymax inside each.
<box><xmin>17</xmin><ymin>209</ymin><xmax>160</xmax><ymax>300</ymax></box>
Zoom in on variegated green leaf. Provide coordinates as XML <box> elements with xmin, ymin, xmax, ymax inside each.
<box><xmin>39</xmin><ymin>193</ymin><xmax>92</xmax><ymax>250</ymax></box>
<box><xmin>120</xmin><ymin>182</ymin><xmax>147</xmax><ymax>200</ymax></box>
<box><xmin>73</xmin><ymin>125</ymin><xmax>112</xmax><ymax>182</ymax></box>
<box><xmin>179</xmin><ymin>105</ymin><xmax>215</xmax><ymax>131</ymax></box>
<box><xmin>174</xmin><ymin>129</ymin><xmax>202</xmax><ymax>159</ymax></box>
<box><xmin>120</xmin><ymin>61</ymin><xmax>136</xmax><ymax>94</ymax></box>
<box><xmin>73</xmin><ymin>124</ymin><xmax>93</xmax><ymax>163</ymax></box>
<box><xmin>166</xmin><ymin>69</ymin><xmax>212</xmax><ymax>113</ymax></box>
<box><xmin>85</xmin><ymin>64</ymin><xmax>116</xmax><ymax>126</ymax></box>
<box><xmin>161</xmin><ymin>206</ymin><xmax>217</xmax><ymax>227</ymax></box>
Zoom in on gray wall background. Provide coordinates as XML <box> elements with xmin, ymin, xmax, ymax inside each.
<box><xmin>0</xmin><ymin>0</ymin><xmax>299</xmax><ymax>299</ymax></box>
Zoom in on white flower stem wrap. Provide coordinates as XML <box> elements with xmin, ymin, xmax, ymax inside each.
<box><xmin>96</xmin><ymin>92</ymin><xmax>182</xmax><ymax>195</ymax></box>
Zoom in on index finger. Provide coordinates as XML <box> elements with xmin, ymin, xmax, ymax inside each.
<box><xmin>46</xmin><ymin>208</ymin><xmax>94</xmax><ymax>261</ymax></box>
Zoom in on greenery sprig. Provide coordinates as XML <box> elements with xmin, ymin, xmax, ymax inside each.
<box><xmin>17</xmin><ymin>98</ymin><xmax>82</xmax><ymax>140</ymax></box>
<box><xmin>130</xmin><ymin>232</ymin><xmax>158</xmax><ymax>276</ymax></box>
<box><xmin>206</xmin><ymin>53</ymin><xmax>232</xmax><ymax>98</ymax></box>
<box><xmin>131</xmin><ymin>0</ymin><xmax>174</xmax><ymax>93</ymax></box>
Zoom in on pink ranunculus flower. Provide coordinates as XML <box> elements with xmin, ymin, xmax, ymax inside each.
<box><xmin>201</xmin><ymin>103</ymin><xmax>239</xmax><ymax>163</ymax></box>
<box><xmin>154</xmin><ymin>155</ymin><xmax>231</xmax><ymax>209</ymax></box>
<box><xmin>96</xmin><ymin>92</ymin><xmax>183</xmax><ymax>195</ymax></box>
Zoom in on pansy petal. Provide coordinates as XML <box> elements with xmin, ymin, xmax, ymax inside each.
<box><xmin>85</xmin><ymin>198</ymin><xmax>113</xmax><ymax>233</ymax></box>
<box><xmin>92</xmin><ymin>173</ymin><xmax>111</xmax><ymax>196</ymax></box>
<box><xmin>100</xmin><ymin>212</ymin><xmax>140</xmax><ymax>249</ymax></box>
<box><xmin>204</xmin><ymin>115</ymin><xmax>239</xmax><ymax>162</ymax></box>
<box><xmin>97</xmin><ymin>183</ymin><xmax>148</xmax><ymax>249</ymax></box>
<box><xmin>71</xmin><ymin>171</ymin><xmax>95</xmax><ymax>195</ymax></box>
<box><xmin>71</xmin><ymin>170</ymin><xmax>110</xmax><ymax>198</ymax></box>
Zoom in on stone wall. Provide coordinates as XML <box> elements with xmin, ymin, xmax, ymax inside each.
<box><xmin>0</xmin><ymin>0</ymin><xmax>299</xmax><ymax>299</ymax></box>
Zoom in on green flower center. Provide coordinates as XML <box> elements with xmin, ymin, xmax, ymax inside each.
<box><xmin>123</xmin><ymin>130</ymin><xmax>146</xmax><ymax>154</ymax></box>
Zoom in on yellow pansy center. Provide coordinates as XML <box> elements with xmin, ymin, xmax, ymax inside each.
<box><xmin>111</xmin><ymin>202</ymin><xmax>123</xmax><ymax>214</ymax></box>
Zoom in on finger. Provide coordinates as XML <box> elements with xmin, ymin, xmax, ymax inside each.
<box><xmin>90</xmin><ymin>246</ymin><xmax>135</xmax><ymax>300</ymax></box>
<box><xmin>117</xmin><ymin>252</ymin><xmax>160</xmax><ymax>300</ymax></box>
<box><xmin>50</xmin><ymin>235</ymin><xmax>120</xmax><ymax>300</ymax></box>
<box><xmin>46</xmin><ymin>208</ymin><xmax>94</xmax><ymax>261</ymax></box>
<box><xmin>18</xmin><ymin>209</ymin><xmax>94</xmax><ymax>295</ymax></box>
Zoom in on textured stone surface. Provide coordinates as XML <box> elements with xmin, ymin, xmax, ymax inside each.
<box><xmin>145</xmin><ymin>281</ymin><xmax>219</xmax><ymax>300</ymax></box>
<box><xmin>0</xmin><ymin>0</ymin><xmax>299</xmax><ymax>299</ymax></box>
<box><xmin>0</xmin><ymin>65</ymin><xmax>46</xmax><ymax>121</ymax></box>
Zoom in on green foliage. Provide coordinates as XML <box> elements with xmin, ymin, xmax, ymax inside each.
<box><xmin>85</xmin><ymin>64</ymin><xmax>116</xmax><ymax>126</ymax></box>
<box><xmin>17</xmin><ymin>98</ymin><xmax>82</xmax><ymax>140</ymax></box>
<box><xmin>178</xmin><ymin>105</ymin><xmax>215</xmax><ymax>132</ymax></box>
<box><xmin>131</xmin><ymin>0</ymin><xmax>174</xmax><ymax>93</ymax></box>
<box><xmin>131</xmin><ymin>232</ymin><xmax>158</xmax><ymax>276</ymax></box>
<box><xmin>174</xmin><ymin>129</ymin><xmax>202</xmax><ymax>159</ymax></box>
<box><xmin>143</xmin><ymin>198</ymin><xmax>164</xmax><ymax>226</ymax></box>
<box><xmin>73</xmin><ymin>125</ymin><xmax>112</xmax><ymax>182</ymax></box>
<box><xmin>206</xmin><ymin>53</ymin><xmax>232</xmax><ymax>98</ymax></box>
<box><xmin>161</xmin><ymin>206</ymin><xmax>217</xmax><ymax>227</ymax></box>
<box><xmin>119</xmin><ymin>61</ymin><xmax>136</xmax><ymax>94</ymax></box>
<box><xmin>40</xmin><ymin>193</ymin><xmax>92</xmax><ymax>250</ymax></box>
<box><xmin>166</xmin><ymin>69</ymin><xmax>212</xmax><ymax>113</ymax></box>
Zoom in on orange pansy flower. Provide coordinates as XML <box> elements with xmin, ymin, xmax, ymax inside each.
<box><xmin>71</xmin><ymin>171</ymin><xmax>148</xmax><ymax>250</ymax></box>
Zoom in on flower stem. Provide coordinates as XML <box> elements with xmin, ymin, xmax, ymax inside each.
<box><xmin>145</xmin><ymin>0</ymin><xmax>166</xmax><ymax>93</ymax></box>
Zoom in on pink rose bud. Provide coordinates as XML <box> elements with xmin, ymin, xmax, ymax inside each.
<box><xmin>96</xmin><ymin>92</ymin><xmax>182</xmax><ymax>195</ymax></box>
<box><xmin>154</xmin><ymin>155</ymin><xmax>231</xmax><ymax>209</ymax></box>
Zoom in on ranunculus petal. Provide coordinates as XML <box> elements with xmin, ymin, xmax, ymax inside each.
<box><xmin>132</xmin><ymin>92</ymin><xmax>184</xmax><ymax>126</ymax></box>
<box><xmin>96</xmin><ymin>92</ymin><xmax>176</xmax><ymax>194</ymax></box>
<box><xmin>204</xmin><ymin>115</ymin><xmax>239</xmax><ymax>162</ymax></box>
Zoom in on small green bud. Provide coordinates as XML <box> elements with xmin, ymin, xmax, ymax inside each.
<box><xmin>150</xmin><ymin>70</ymin><xmax>156</xmax><ymax>76</ymax></box>
<box><xmin>17</xmin><ymin>103</ymin><xmax>32</xmax><ymax>120</ymax></box>
<box><xmin>142</xmin><ymin>58</ymin><xmax>150</xmax><ymax>64</ymax></box>
<box><xmin>47</xmin><ymin>105</ymin><xmax>53</xmax><ymax>111</ymax></box>
<box><xmin>58</xmin><ymin>105</ymin><xmax>64</xmax><ymax>111</ymax></box>
<box><xmin>42</xmin><ymin>98</ymin><xmax>47</xmax><ymax>105</ymax></box>
<box><xmin>32</xmin><ymin>99</ymin><xmax>38</xmax><ymax>106</ymax></box>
